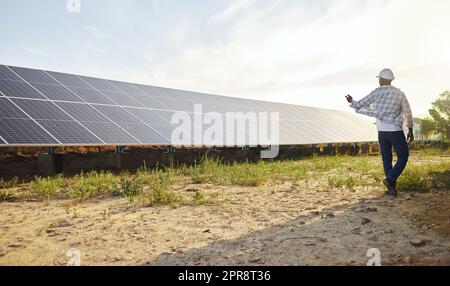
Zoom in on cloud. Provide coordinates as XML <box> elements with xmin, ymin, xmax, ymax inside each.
<box><xmin>208</xmin><ymin>0</ymin><xmax>257</xmax><ymax>25</ymax></box>
<box><xmin>21</xmin><ymin>46</ymin><xmax>44</xmax><ymax>55</ymax></box>
<box><xmin>144</xmin><ymin>1</ymin><xmax>382</xmax><ymax>90</ymax></box>
<box><xmin>82</xmin><ymin>44</ymin><xmax>108</xmax><ymax>54</ymax></box>
<box><xmin>138</xmin><ymin>0</ymin><xmax>450</xmax><ymax>115</ymax></box>
<box><xmin>83</xmin><ymin>25</ymin><xmax>112</xmax><ymax>39</ymax></box>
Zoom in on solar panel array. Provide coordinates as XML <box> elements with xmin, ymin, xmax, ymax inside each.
<box><xmin>0</xmin><ymin>65</ymin><xmax>378</xmax><ymax>146</ymax></box>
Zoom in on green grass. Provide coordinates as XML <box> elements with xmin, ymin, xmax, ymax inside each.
<box><xmin>227</xmin><ymin>161</ymin><xmax>267</xmax><ymax>186</ymax></box>
<box><xmin>145</xmin><ymin>175</ymin><xmax>180</xmax><ymax>206</ymax></box>
<box><xmin>183</xmin><ymin>156</ymin><xmax>267</xmax><ymax>186</ymax></box>
<box><xmin>135</xmin><ymin>168</ymin><xmax>181</xmax><ymax>206</ymax></box>
<box><xmin>327</xmin><ymin>175</ymin><xmax>356</xmax><ymax>189</ymax></box>
<box><xmin>69</xmin><ymin>171</ymin><xmax>118</xmax><ymax>200</ymax></box>
<box><xmin>192</xmin><ymin>190</ymin><xmax>214</xmax><ymax>205</ymax></box>
<box><xmin>0</xmin><ymin>189</ymin><xmax>20</xmax><ymax>202</ymax></box>
<box><xmin>397</xmin><ymin>162</ymin><xmax>450</xmax><ymax>193</ymax></box>
<box><xmin>118</xmin><ymin>175</ymin><xmax>144</xmax><ymax>201</ymax></box>
<box><xmin>0</xmin><ymin>177</ymin><xmax>21</xmax><ymax>202</ymax></box>
<box><xmin>1</xmin><ymin>149</ymin><xmax>449</xmax><ymax>204</ymax></box>
<box><xmin>0</xmin><ymin>177</ymin><xmax>19</xmax><ymax>189</ymax></box>
<box><xmin>30</xmin><ymin>175</ymin><xmax>65</xmax><ymax>200</ymax></box>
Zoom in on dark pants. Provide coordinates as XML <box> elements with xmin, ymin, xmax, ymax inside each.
<box><xmin>378</xmin><ymin>131</ymin><xmax>409</xmax><ymax>184</ymax></box>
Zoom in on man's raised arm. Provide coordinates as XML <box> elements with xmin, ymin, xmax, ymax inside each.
<box><xmin>347</xmin><ymin>89</ymin><xmax>379</xmax><ymax>110</ymax></box>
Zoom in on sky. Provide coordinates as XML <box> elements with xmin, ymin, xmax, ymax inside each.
<box><xmin>0</xmin><ymin>0</ymin><xmax>449</xmax><ymax>117</ymax></box>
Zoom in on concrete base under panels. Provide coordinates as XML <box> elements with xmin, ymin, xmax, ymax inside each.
<box><xmin>38</xmin><ymin>153</ymin><xmax>64</xmax><ymax>177</ymax></box>
<box><xmin>29</xmin><ymin>143</ymin><xmax>376</xmax><ymax>176</ymax></box>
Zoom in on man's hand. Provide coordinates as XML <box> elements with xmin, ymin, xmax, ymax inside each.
<box><xmin>345</xmin><ymin>95</ymin><xmax>353</xmax><ymax>104</ymax></box>
<box><xmin>407</xmin><ymin>128</ymin><xmax>414</xmax><ymax>143</ymax></box>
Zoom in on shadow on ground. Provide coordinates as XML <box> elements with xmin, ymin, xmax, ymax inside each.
<box><xmin>145</xmin><ymin>193</ymin><xmax>450</xmax><ymax>266</ymax></box>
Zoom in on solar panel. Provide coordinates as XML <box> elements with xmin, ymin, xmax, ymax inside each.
<box><xmin>98</xmin><ymin>90</ymin><xmax>144</xmax><ymax>107</ymax></box>
<box><xmin>31</xmin><ymin>83</ymin><xmax>83</xmax><ymax>102</ymax></box>
<box><xmin>108</xmin><ymin>80</ymin><xmax>146</xmax><ymax>95</ymax></box>
<box><xmin>0</xmin><ymin>97</ymin><xmax>29</xmax><ymax>119</ymax></box>
<box><xmin>46</xmin><ymin>71</ymin><xmax>93</xmax><ymax>89</ymax></box>
<box><xmin>125</xmin><ymin>108</ymin><xmax>169</xmax><ymax>125</ymax></box>
<box><xmin>10</xmin><ymin>66</ymin><xmax>59</xmax><ymax>85</ymax></box>
<box><xmin>37</xmin><ymin>120</ymin><xmax>103</xmax><ymax>144</ymax></box>
<box><xmin>93</xmin><ymin>105</ymin><xmax>142</xmax><ymax>124</ymax></box>
<box><xmin>67</xmin><ymin>87</ymin><xmax>116</xmax><ymax>105</ymax></box>
<box><xmin>0</xmin><ymin>66</ymin><xmax>21</xmax><ymax>81</ymax></box>
<box><xmin>55</xmin><ymin>102</ymin><xmax>111</xmax><ymax>123</ymax></box>
<box><xmin>79</xmin><ymin>76</ymin><xmax>119</xmax><ymax>92</ymax></box>
<box><xmin>127</xmin><ymin>93</ymin><xmax>170</xmax><ymax>110</ymax></box>
<box><xmin>0</xmin><ymin>79</ymin><xmax>47</xmax><ymax>99</ymax></box>
<box><xmin>0</xmin><ymin>118</ymin><xmax>59</xmax><ymax>144</ymax></box>
<box><xmin>0</xmin><ymin>64</ymin><xmax>378</xmax><ymax>146</ymax></box>
<box><xmin>92</xmin><ymin>105</ymin><xmax>169</xmax><ymax>144</ymax></box>
<box><xmin>80</xmin><ymin>122</ymin><xmax>140</xmax><ymax>145</ymax></box>
<box><xmin>11</xmin><ymin>98</ymin><xmax>73</xmax><ymax>120</ymax></box>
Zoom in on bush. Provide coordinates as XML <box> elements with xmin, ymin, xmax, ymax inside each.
<box><xmin>192</xmin><ymin>190</ymin><xmax>216</xmax><ymax>205</ymax></box>
<box><xmin>186</xmin><ymin>157</ymin><xmax>267</xmax><ymax>186</ymax></box>
<box><xmin>0</xmin><ymin>189</ymin><xmax>20</xmax><ymax>202</ymax></box>
<box><xmin>328</xmin><ymin>175</ymin><xmax>356</xmax><ymax>188</ymax></box>
<box><xmin>430</xmin><ymin>170</ymin><xmax>450</xmax><ymax>191</ymax></box>
<box><xmin>397</xmin><ymin>169</ymin><xmax>432</xmax><ymax>193</ymax></box>
<box><xmin>135</xmin><ymin>169</ymin><xmax>180</xmax><ymax>206</ymax></box>
<box><xmin>0</xmin><ymin>177</ymin><xmax>19</xmax><ymax>189</ymax></box>
<box><xmin>227</xmin><ymin>162</ymin><xmax>267</xmax><ymax>186</ymax></box>
<box><xmin>69</xmin><ymin>171</ymin><xmax>118</xmax><ymax>200</ymax></box>
<box><xmin>147</xmin><ymin>172</ymin><xmax>180</xmax><ymax>206</ymax></box>
<box><xmin>188</xmin><ymin>156</ymin><xmax>226</xmax><ymax>184</ymax></box>
<box><xmin>119</xmin><ymin>176</ymin><xmax>144</xmax><ymax>201</ymax></box>
<box><xmin>30</xmin><ymin>175</ymin><xmax>65</xmax><ymax>200</ymax></box>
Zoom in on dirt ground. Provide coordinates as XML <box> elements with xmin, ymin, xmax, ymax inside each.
<box><xmin>1</xmin><ymin>155</ymin><xmax>449</xmax><ymax>266</ymax></box>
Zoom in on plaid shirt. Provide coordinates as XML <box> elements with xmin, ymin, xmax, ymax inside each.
<box><xmin>351</xmin><ymin>85</ymin><xmax>414</xmax><ymax>128</ymax></box>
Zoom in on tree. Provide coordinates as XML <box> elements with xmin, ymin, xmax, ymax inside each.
<box><xmin>421</xmin><ymin>117</ymin><xmax>436</xmax><ymax>139</ymax></box>
<box><xmin>428</xmin><ymin>91</ymin><xmax>450</xmax><ymax>141</ymax></box>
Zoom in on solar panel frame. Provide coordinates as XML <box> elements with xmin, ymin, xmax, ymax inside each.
<box><xmin>0</xmin><ymin>65</ymin><xmax>379</xmax><ymax>147</ymax></box>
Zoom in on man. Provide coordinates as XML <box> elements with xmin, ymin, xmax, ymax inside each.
<box><xmin>345</xmin><ymin>68</ymin><xmax>414</xmax><ymax>197</ymax></box>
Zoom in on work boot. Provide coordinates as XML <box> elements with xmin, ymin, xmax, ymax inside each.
<box><xmin>383</xmin><ymin>178</ymin><xmax>397</xmax><ymax>197</ymax></box>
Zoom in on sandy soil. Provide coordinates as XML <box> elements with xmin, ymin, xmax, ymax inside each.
<box><xmin>1</xmin><ymin>172</ymin><xmax>449</xmax><ymax>266</ymax></box>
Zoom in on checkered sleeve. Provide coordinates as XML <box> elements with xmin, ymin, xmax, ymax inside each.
<box><xmin>351</xmin><ymin>89</ymin><xmax>379</xmax><ymax>110</ymax></box>
<box><xmin>402</xmin><ymin>95</ymin><xmax>414</xmax><ymax>128</ymax></box>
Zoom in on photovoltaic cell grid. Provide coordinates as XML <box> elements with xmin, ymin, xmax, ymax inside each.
<box><xmin>0</xmin><ymin>65</ymin><xmax>378</xmax><ymax>146</ymax></box>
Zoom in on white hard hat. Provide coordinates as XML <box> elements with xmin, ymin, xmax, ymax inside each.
<box><xmin>377</xmin><ymin>68</ymin><xmax>395</xmax><ymax>80</ymax></box>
